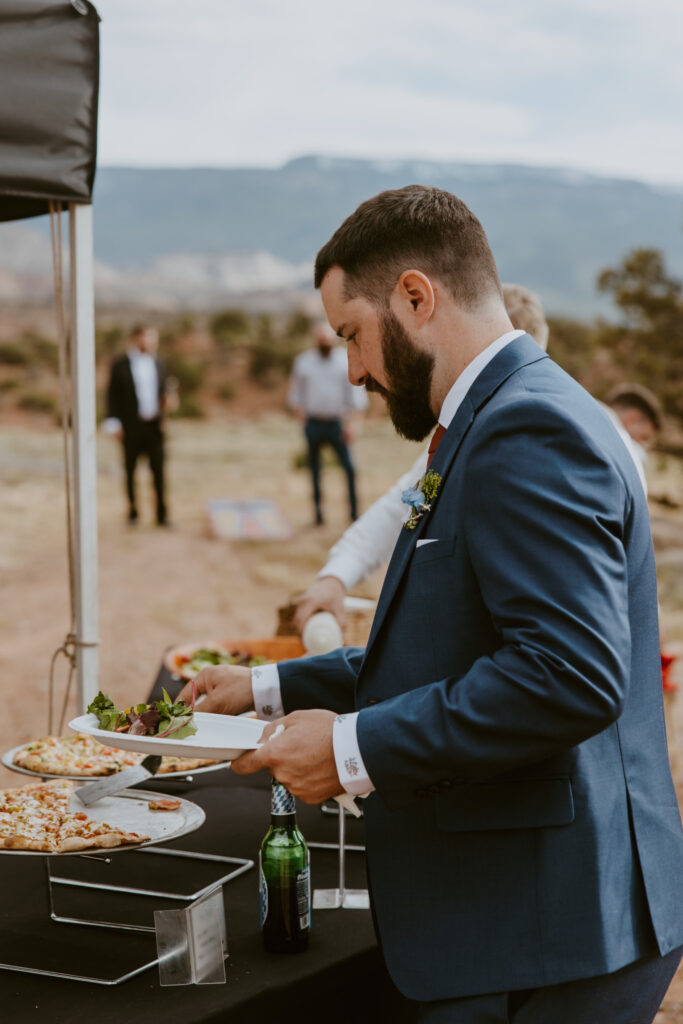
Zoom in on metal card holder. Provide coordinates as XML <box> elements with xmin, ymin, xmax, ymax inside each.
<box><xmin>0</xmin><ymin>846</ymin><xmax>253</xmax><ymax>986</ymax></box>
<box><xmin>155</xmin><ymin>886</ymin><xmax>228</xmax><ymax>986</ymax></box>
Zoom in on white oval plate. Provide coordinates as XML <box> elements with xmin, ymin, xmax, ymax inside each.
<box><xmin>68</xmin><ymin>711</ymin><xmax>265</xmax><ymax>760</ymax></box>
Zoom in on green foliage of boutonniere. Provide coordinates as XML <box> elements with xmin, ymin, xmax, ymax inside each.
<box><xmin>401</xmin><ymin>469</ymin><xmax>443</xmax><ymax>530</ymax></box>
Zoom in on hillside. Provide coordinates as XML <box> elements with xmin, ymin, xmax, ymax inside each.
<box><xmin>0</xmin><ymin>156</ymin><xmax>681</xmax><ymax>317</ymax></box>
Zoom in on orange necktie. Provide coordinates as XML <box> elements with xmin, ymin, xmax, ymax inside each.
<box><xmin>427</xmin><ymin>424</ymin><xmax>447</xmax><ymax>468</ymax></box>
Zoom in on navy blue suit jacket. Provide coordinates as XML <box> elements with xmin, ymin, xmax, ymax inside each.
<box><xmin>279</xmin><ymin>335</ymin><xmax>683</xmax><ymax>1000</ymax></box>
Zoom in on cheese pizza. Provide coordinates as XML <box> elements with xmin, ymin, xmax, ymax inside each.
<box><xmin>0</xmin><ymin>779</ymin><xmax>149</xmax><ymax>853</ymax></box>
<box><xmin>13</xmin><ymin>734</ymin><xmax>218</xmax><ymax>777</ymax></box>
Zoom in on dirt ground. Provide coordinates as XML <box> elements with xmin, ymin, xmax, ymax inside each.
<box><xmin>0</xmin><ymin>412</ymin><xmax>682</xmax><ymax>1017</ymax></box>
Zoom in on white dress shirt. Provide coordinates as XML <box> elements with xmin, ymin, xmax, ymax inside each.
<box><xmin>128</xmin><ymin>347</ymin><xmax>160</xmax><ymax>420</ymax></box>
<box><xmin>102</xmin><ymin>347</ymin><xmax>160</xmax><ymax>434</ymax></box>
<box><xmin>253</xmin><ymin>330</ymin><xmax>526</xmax><ymax>795</ymax></box>
<box><xmin>602</xmin><ymin>406</ymin><xmax>648</xmax><ymax>495</ymax></box>
<box><xmin>288</xmin><ymin>346</ymin><xmax>368</xmax><ymax>419</ymax></box>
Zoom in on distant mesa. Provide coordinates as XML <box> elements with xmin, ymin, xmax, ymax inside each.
<box><xmin>0</xmin><ymin>156</ymin><xmax>681</xmax><ymax>316</ymax></box>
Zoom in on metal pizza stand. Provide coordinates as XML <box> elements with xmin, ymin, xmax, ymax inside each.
<box><xmin>0</xmin><ymin>712</ymin><xmax>268</xmax><ymax>984</ymax></box>
<box><xmin>0</xmin><ymin>787</ymin><xmax>212</xmax><ymax>984</ymax></box>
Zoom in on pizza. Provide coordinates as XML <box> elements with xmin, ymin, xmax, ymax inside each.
<box><xmin>13</xmin><ymin>734</ymin><xmax>219</xmax><ymax>777</ymax></box>
<box><xmin>0</xmin><ymin>779</ymin><xmax>149</xmax><ymax>853</ymax></box>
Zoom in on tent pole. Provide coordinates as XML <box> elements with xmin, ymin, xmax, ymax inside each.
<box><xmin>69</xmin><ymin>202</ymin><xmax>99</xmax><ymax>710</ymax></box>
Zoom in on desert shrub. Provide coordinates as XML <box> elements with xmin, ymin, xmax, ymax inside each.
<box><xmin>175</xmin><ymin>313</ymin><xmax>196</xmax><ymax>334</ymax></box>
<box><xmin>163</xmin><ymin>352</ymin><xmax>205</xmax><ymax>393</ymax></box>
<box><xmin>248</xmin><ymin>344</ymin><xmax>284</xmax><ymax>384</ymax></box>
<box><xmin>18</xmin><ymin>391</ymin><xmax>58</xmax><ymax>416</ymax></box>
<box><xmin>218</xmin><ymin>381</ymin><xmax>237</xmax><ymax>401</ymax></box>
<box><xmin>284</xmin><ymin>309</ymin><xmax>313</xmax><ymax>341</ymax></box>
<box><xmin>211</xmin><ymin>308</ymin><xmax>250</xmax><ymax>347</ymax></box>
<box><xmin>24</xmin><ymin>333</ymin><xmax>59</xmax><ymax>371</ymax></box>
<box><xmin>95</xmin><ymin>325</ymin><xmax>124</xmax><ymax>359</ymax></box>
<box><xmin>0</xmin><ymin>342</ymin><xmax>30</xmax><ymax>366</ymax></box>
<box><xmin>0</xmin><ymin>378</ymin><xmax>19</xmax><ymax>392</ymax></box>
<box><xmin>546</xmin><ymin>317</ymin><xmax>598</xmax><ymax>383</ymax></box>
<box><xmin>172</xmin><ymin>394</ymin><xmax>204</xmax><ymax>419</ymax></box>
<box><xmin>248</xmin><ymin>314</ymin><xmax>299</xmax><ymax>384</ymax></box>
<box><xmin>596</xmin><ymin>248</ymin><xmax>683</xmax><ymax>420</ymax></box>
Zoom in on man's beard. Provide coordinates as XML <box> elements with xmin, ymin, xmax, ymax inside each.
<box><xmin>364</xmin><ymin>309</ymin><xmax>437</xmax><ymax>442</ymax></box>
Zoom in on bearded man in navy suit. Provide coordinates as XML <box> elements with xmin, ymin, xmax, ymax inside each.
<box><xmin>181</xmin><ymin>187</ymin><xmax>683</xmax><ymax>1022</ymax></box>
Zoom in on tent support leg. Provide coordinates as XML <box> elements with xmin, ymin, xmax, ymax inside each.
<box><xmin>69</xmin><ymin>202</ymin><xmax>99</xmax><ymax>712</ymax></box>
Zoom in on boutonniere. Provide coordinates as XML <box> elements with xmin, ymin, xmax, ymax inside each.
<box><xmin>401</xmin><ymin>469</ymin><xmax>442</xmax><ymax>530</ymax></box>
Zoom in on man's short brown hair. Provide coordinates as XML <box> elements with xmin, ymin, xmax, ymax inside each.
<box><xmin>314</xmin><ymin>185</ymin><xmax>503</xmax><ymax>310</ymax></box>
<box><xmin>606</xmin><ymin>383</ymin><xmax>662</xmax><ymax>431</ymax></box>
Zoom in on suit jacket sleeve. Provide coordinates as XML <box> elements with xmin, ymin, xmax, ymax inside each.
<box><xmin>278</xmin><ymin>646</ymin><xmax>365</xmax><ymax>715</ymax></box>
<box><xmin>106</xmin><ymin>358</ymin><xmax>124</xmax><ymax>421</ymax></box>
<box><xmin>357</xmin><ymin>400</ymin><xmax>634</xmax><ymax>810</ymax></box>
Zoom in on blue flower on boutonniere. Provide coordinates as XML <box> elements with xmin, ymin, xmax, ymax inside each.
<box><xmin>401</xmin><ymin>468</ymin><xmax>442</xmax><ymax>530</ymax></box>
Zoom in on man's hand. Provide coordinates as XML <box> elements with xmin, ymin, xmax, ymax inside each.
<box><xmin>293</xmin><ymin>576</ymin><xmax>346</xmax><ymax>635</ymax></box>
<box><xmin>177</xmin><ymin>665</ymin><xmax>253</xmax><ymax>716</ymax></box>
<box><xmin>231</xmin><ymin>709</ymin><xmax>340</xmax><ymax>804</ymax></box>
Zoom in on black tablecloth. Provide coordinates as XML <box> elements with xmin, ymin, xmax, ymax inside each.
<box><xmin>0</xmin><ymin>669</ymin><xmax>416</xmax><ymax>1023</ymax></box>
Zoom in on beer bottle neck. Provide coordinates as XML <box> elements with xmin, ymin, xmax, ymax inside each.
<box><xmin>270</xmin><ymin>812</ymin><xmax>297</xmax><ymax>827</ymax></box>
<box><xmin>270</xmin><ymin>781</ymin><xmax>296</xmax><ymax>822</ymax></box>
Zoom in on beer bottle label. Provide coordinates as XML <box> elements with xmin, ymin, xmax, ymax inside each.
<box><xmin>296</xmin><ymin>864</ymin><xmax>311</xmax><ymax>930</ymax></box>
<box><xmin>271</xmin><ymin>782</ymin><xmax>296</xmax><ymax>815</ymax></box>
<box><xmin>258</xmin><ymin>852</ymin><xmax>268</xmax><ymax>928</ymax></box>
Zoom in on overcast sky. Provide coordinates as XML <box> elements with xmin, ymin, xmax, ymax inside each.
<box><xmin>94</xmin><ymin>0</ymin><xmax>683</xmax><ymax>187</ymax></box>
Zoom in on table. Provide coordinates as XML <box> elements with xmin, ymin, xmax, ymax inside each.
<box><xmin>0</xmin><ymin>739</ymin><xmax>415</xmax><ymax>1022</ymax></box>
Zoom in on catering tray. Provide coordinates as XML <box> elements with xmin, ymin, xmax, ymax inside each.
<box><xmin>0</xmin><ymin>787</ymin><xmax>206</xmax><ymax>856</ymax></box>
<box><xmin>69</xmin><ymin>710</ymin><xmax>266</xmax><ymax>760</ymax></box>
<box><xmin>1</xmin><ymin>745</ymin><xmax>230</xmax><ymax>782</ymax></box>
<box><xmin>164</xmin><ymin>636</ymin><xmax>304</xmax><ymax>680</ymax></box>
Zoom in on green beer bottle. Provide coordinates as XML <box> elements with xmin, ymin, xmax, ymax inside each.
<box><xmin>259</xmin><ymin>779</ymin><xmax>310</xmax><ymax>953</ymax></box>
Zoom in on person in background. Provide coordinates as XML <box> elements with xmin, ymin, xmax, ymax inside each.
<box><xmin>604</xmin><ymin>382</ymin><xmax>662</xmax><ymax>492</ymax></box>
<box><xmin>103</xmin><ymin>324</ymin><xmax>171</xmax><ymax>527</ymax></box>
<box><xmin>294</xmin><ymin>283</ymin><xmax>549</xmax><ymax>633</ymax></box>
<box><xmin>288</xmin><ymin>321</ymin><xmax>368</xmax><ymax>526</ymax></box>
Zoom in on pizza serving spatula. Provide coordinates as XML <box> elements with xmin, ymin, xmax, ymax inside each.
<box><xmin>75</xmin><ymin>755</ymin><xmax>163</xmax><ymax>805</ymax></box>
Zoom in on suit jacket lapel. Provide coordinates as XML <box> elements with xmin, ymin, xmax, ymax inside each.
<box><xmin>363</xmin><ymin>334</ymin><xmax>546</xmax><ymax>658</ymax></box>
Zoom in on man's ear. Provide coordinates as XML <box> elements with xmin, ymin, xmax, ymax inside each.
<box><xmin>393</xmin><ymin>270</ymin><xmax>436</xmax><ymax>326</ymax></box>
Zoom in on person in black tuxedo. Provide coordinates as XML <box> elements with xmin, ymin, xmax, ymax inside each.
<box><xmin>104</xmin><ymin>324</ymin><xmax>170</xmax><ymax>526</ymax></box>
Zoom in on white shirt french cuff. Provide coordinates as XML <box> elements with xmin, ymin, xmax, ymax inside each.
<box><xmin>333</xmin><ymin>712</ymin><xmax>375</xmax><ymax>796</ymax></box>
<box><xmin>251</xmin><ymin>663</ymin><xmax>285</xmax><ymax>721</ymax></box>
<box><xmin>102</xmin><ymin>417</ymin><xmax>122</xmax><ymax>435</ymax></box>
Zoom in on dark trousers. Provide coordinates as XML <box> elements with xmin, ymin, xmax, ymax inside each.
<box><xmin>304</xmin><ymin>417</ymin><xmax>358</xmax><ymax>522</ymax></box>
<box><xmin>122</xmin><ymin>419</ymin><xmax>167</xmax><ymax>524</ymax></box>
<box><xmin>415</xmin><ymin>946</ymin><xmax>683</xmax><ymax>1023</ymax></box>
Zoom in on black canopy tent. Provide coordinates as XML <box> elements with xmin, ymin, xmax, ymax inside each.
<box><xmin>0</xmin><ymin>0</ymin><xmax>101</xmax><ymax>710</ymax></box>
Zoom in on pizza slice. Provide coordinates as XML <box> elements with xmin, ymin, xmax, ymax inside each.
<box><xmin>0</xmin><ymin>779</ymin><xmax>72</xmax><ymax>851</ymax></box>
<box><xmin>57</xmin><ymin>811</ymin><xmax>149</xmax><ymax>853</ymax></box>
<box><xmin>13</xmin><ymin>734</ymin><xmax>144</xmax><ymax>777</ymax></box>
<box><xmin>0</xmin><ymin>779</ymin><xmax>151</xmax><ymax>854</ymax></box>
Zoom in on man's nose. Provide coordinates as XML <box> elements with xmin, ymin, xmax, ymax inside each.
<box><xmin>346</xmin><ymin>346</ymin><xmax>366</xmax><ymax>387</ymax></box>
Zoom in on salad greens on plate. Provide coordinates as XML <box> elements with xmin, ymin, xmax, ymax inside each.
<box><xmin>87</xmin><ymin>688</ymin><xmax>197</xmax><ymax>740</ymax></box>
